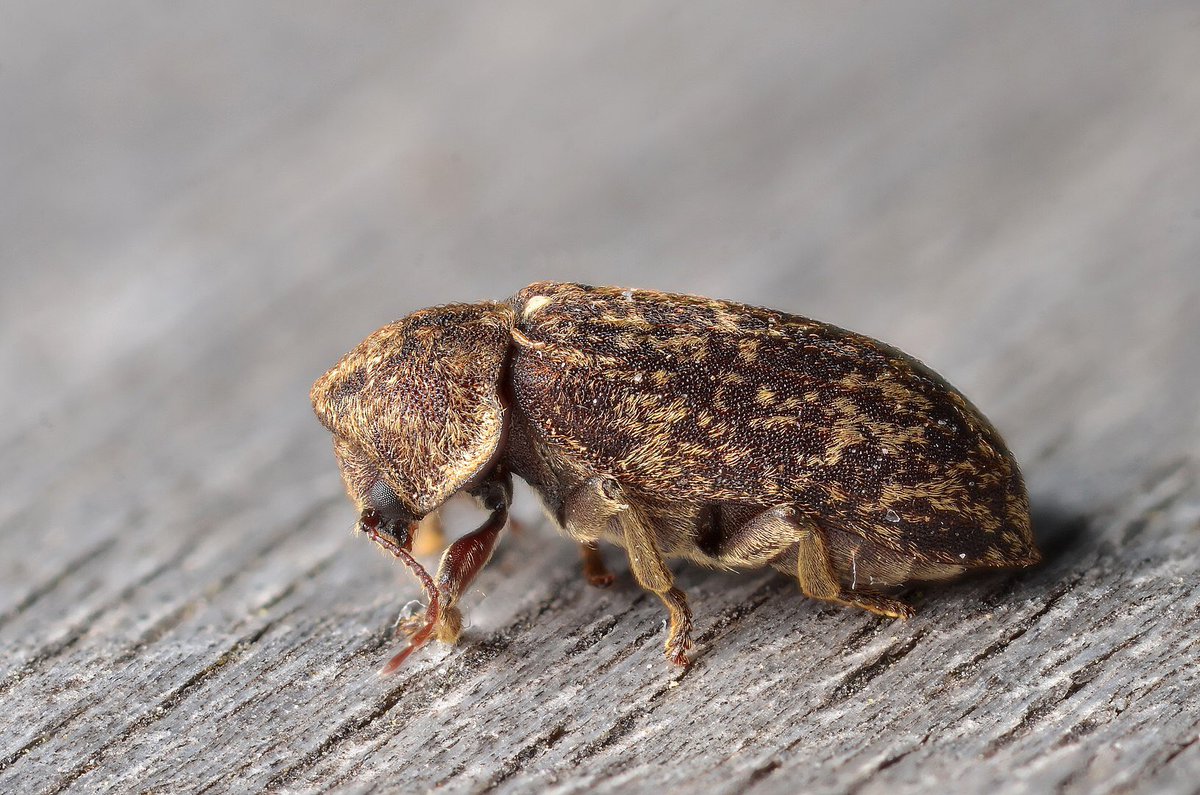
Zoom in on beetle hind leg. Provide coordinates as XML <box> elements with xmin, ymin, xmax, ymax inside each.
<box><xmin>793</xmin><ymin>516</ymin><xmax>915</xmax><ymax>620</ymax></box>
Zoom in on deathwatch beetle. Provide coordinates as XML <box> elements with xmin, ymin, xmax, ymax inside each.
<box><xmin>311</xmin><ymin>281</ymin><xmax>1040</xmax><ymax>671</ymax></box>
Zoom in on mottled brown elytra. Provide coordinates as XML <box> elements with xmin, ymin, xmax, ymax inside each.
<box><xmin>311</xmin><ymin>282</ymin><xmax>1040</xmax><ymax>671</ymax></box>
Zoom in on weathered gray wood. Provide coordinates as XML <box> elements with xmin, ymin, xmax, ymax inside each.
<box><xmin>2</xmin><ymin>2</ymin><xmax>1199</xmax><ymax>793</ymax></box>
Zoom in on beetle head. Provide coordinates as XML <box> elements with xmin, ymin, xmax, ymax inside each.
<box><xmin>311</xmin><ymin>302</ymin><xmax>516</xmax><ymax>538</ymax></box>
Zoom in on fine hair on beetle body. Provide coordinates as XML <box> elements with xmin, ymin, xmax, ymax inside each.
<box><xmin>310</xmin><ymin>281</ymin><xmax>1041</xmax><ymax>672</ymax></box>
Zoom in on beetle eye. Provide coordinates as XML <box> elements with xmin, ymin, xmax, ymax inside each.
<box><xmin>368</xmin><ymin>479</ymin><xmax>401</xmax><ymax>512</ymax></box>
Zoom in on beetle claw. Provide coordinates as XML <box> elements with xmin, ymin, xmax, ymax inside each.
<box><xmin>392</xmin><ymin>610</ymin><xmax>427</xmax><ymax>639</ymax></box>
<box><xmin>380</xmin><ymin>618</ymin><xmax>437</xmax><ymax>675</ymax></box>
<box><xmin>841</xmin><ymin>592</ymin><xmax>916</xmax><ymax>620</ymax></box>
<box><xmin>665</xmin><ymin>636</ymin><xmax>694</xmax><ymax>667</ymax></box>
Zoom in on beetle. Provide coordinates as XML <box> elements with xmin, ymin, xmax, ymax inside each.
<box><xmin>310</xmin><ymin>281</ymin><xmax>1040</xmax><ymax>671</ymax></box>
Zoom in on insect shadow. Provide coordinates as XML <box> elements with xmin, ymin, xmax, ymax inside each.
<box><xmin>1029</xmin><ymin>498</ymin><xmax>1090</xmax><ymax>567</ymax></box>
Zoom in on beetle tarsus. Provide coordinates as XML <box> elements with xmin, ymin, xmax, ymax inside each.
<box><xmin>380</xmin><ymin>617</ymin><xmax>438</xmax><ymax>675</ymax></box>
<box><xmin>661</xmin><ymin>586</ymin><xmax>695</xmax><ymax>666</ymax></box>
<box><xmin>666</xmin><ymin>638</ymin><xmax>693</xmax><ymax>667</ymax></box>
<box><xmin>839</xmin><ymin>592</ymin><xmax>916</xmax><ymax>620</ymax></box>
<box><xmin>432</xmin><ymin>604</ymin><xmax>462</xmax><ymax>644</ymax></box>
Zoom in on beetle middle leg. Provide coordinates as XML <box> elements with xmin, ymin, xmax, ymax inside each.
<box><xmin>561</xmin><ymin>476</ymin><xmax>627</xmax><ymax>586</ymax></box>
<box><xmin>579</xmin><ymin>541</ymin><xmax>615</xmax><ymax>587</ymax></box>
<box><xmin>564</xmin><ymin>476</ymin><xmax>694</xmax><ymax>665</ymax></box>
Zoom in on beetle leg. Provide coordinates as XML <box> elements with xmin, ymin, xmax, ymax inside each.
<box><xmin>612</xmin><ymin>493</ymin><xmax>694</xmax><ymax>665</ymax></box>
<box><xmin>838</xmin><ymin>591</ymin><xmax>915</xmax><ymax>619</ymax></box>
<box><xmin>423</xmin><ymin>466</ymin><xmax>513</xmax><ymax>645</ymax></box>
<box><xmin>430</xmin><ymin>504</ymin><xmax>509</xmax><ymax>643</ymax></box>
<box><xmin>656</xmin><ymin>586</ymin><xmax>694</xmax><ymax>667</ymax></box>
<box><xmin>563</xmin><ymin>475</ymin><xmax>693</xmax><ymax>664</ymax></box>
<box><xmin>379</xmin><ymin>504</ymin><xmax>508</xmax><ymax>675</ymax></box>
<box><xmin>715</xmin><ymin>506</ymin><xmax>911</xmax><ymax>616</ymax></box>
<box><xmin>794</xmin><ymin>516</ymin><xmax>915</xmax><ymax>619</ymax></box>
<box><xmin>711</xmin><ymin>505</ymin><xmax>802</xmax><ymax>567</ymax></box>
<box><xmin>579</xmin><ymin>541</ymin><xmax>615</xmax><ymax>587</ymax></box>
<box><xmin>615</xmin><ymin>504</ymin><xmax>696</xmax><ymax>666</ymax></box>
<box><xmin>379</xmin><ymin>471</ymin><xmax>512</xmax><ymax>674</ymax></box>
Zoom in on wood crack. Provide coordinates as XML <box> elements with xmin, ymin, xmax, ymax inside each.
<box><xmin>832</xmin><ymin>626</ymin><xmax>929</xmax><ymax>701</ymax></box>
<box><xmin>0</xmin><ymin>538</ymin><xmax>118</xmax><ymax>631</ymax></box>
<box><xmin>842</xmin><ymin>727</ymin><xmax>936</xmax><ymax>794</ymax></box>
<box><xmin>945</xmin><ymin>572</ymin><xmax>1085</xmax><ymax>685</ymax></box>
<box><xmin>45</xmin><ymin>615</ymin><xmax>286</xmax><ymax>794</ymax></box>
<box><xmin>261</xmin><ymin>574</ymin><xmax>579</xmax><ymax>790</ymax></box>
<box><xmin>486</xmin><ymin>722</ymin><xmax>570</xmax><ymax>790</ymax></box>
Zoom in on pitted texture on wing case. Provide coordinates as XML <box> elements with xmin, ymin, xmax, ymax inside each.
<box><xmin>510</xmin><ymin>282</ymin><xmax>1034</xmax><ymax>567</ymax></box>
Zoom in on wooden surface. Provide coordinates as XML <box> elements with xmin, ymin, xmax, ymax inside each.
<box><xmin>2</xmin><ymin>3</ymin><xmax>1199</xmax><ymax>793</ymax></box>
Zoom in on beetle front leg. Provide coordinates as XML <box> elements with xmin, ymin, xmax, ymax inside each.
<box><xmin>380</xmin><ymin>505</ymin><xmax>508</xmax><ymax>674</ymax></box>
<box><xmin>379</xmin><ymin>471</ymin><xmax>512</xmax><ymax>674</ymax></box>
<box><xmin>427</xmin><ymin>468</ymin><xmax>514</xmax><ymax>643</ymax></box>
<box><xmin>430</xmin><ymin>503</ymin><xmax>509</xmax><ymax>643</ymax></box>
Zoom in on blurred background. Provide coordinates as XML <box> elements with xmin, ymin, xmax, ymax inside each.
<box><xmin>1</xmin><ymin>2</ymin><xmax>1198</xmax><ymax>792</ymax></box>
<box><xmin>4</xmin><ymin>3</ymin><xmax>1197</xmax><ymax>507</ymax></box>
